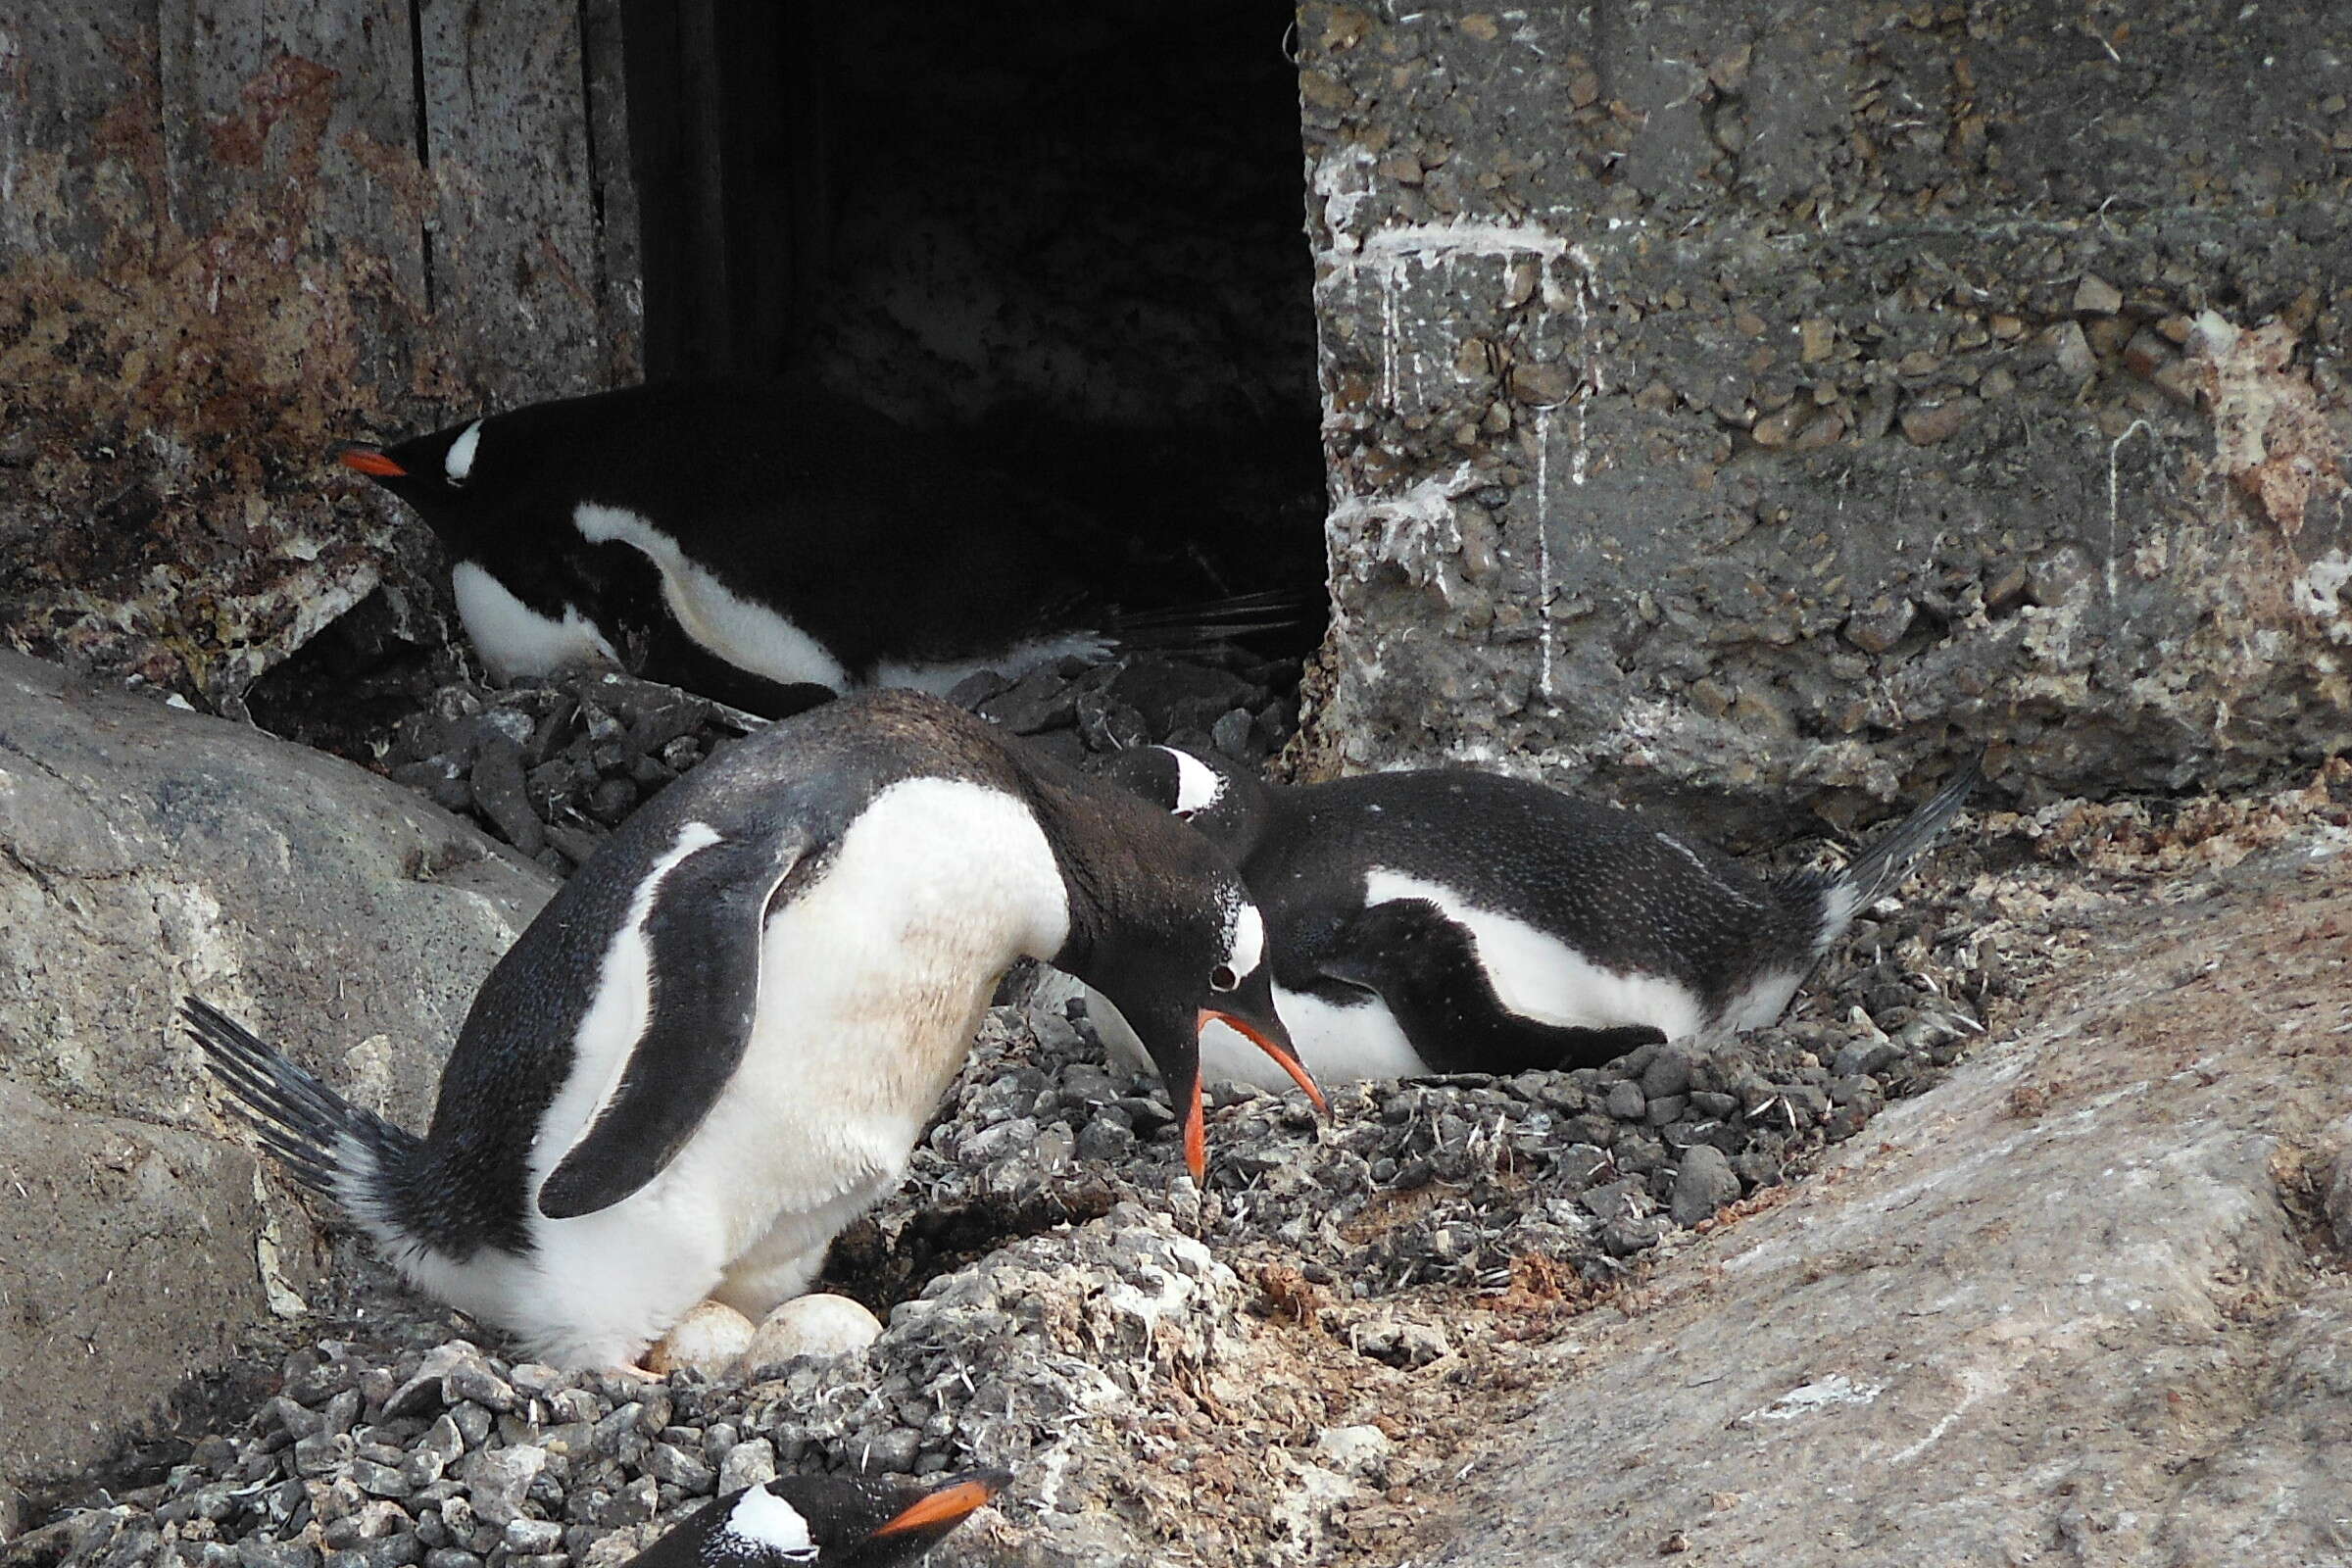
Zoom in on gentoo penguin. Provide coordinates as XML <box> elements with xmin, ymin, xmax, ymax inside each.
<box><xmin>1097</xmin><ymin>744</ymin><xmax>1981</xmax><ymax>1089</ymax></box>
<box><xmin>621</xmin><ymin>1468</ymin><xmax>1006</xmax><ymax>1568</ymax></box>
<box><xmin>186</xmin><ymin>690</ymin><xmax>1315</xmax><ymax>1370</ymax></box>
<box><xmin>341</xmin><ymin>380</ymin><xmax>1293</xmax><ymax>718</ymax></box>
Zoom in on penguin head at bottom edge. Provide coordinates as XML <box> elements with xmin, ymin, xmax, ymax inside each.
<box><xmin>623</xmin><ymin>1468</ymin><xmax>1012</xmax><ymax>1568</ymax></box>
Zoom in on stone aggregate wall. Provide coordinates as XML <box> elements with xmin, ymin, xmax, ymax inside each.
<box><xmin>1294</xmin><ymin>0</ymin><xmax>2351</xmax><ymax>836</ymax></box>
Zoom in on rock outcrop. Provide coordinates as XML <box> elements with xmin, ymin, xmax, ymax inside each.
<box><xmin>0</xmin><ymin>650</ymin><xmax>555</xmax><ymax>1511</ymax></box>
<box><xmin>1433</xmin><ymin>814</ymin><xmax>2352</xmax><ymax>1565</ymax></box>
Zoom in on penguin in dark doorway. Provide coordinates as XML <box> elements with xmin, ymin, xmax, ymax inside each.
<box><xmin>187</xmin><ymin>690</ymin><xmax>1316</xmax><ymax>1370</ymax></box>
<box><xmin>1098</xmin><ymin>744</ymin><xmax>1980</xmax><ymax>1088</ymax></box>
<box><xmin>619</xmin><ymin>1468</ymin><xmax>1006</xmax><ymax>1568</ymax></box>
<box><xmin>342</xmin><ymin>380</ymin><xmax>1293</xmax><ymax>718</ymax></box>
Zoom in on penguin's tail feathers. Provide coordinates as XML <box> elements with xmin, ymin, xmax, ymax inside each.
<box><xmin>1793</xmin><ymin>752</ymin><xmax>1984</xmax><ymax>948</ymax></box>
<box><xmin>1101</xmin><ymin>589</ymin><xmax>1309</xmax><ymax>652</ymax></box>
<box><xmin>182</xmin><ymin>998</ymin><xmax>422</xmax><ymax>1224</ymax></box>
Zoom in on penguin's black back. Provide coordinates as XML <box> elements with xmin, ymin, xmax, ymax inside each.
<box><xmin>427</xmin><ymin>381</ymin><xmax>1078</xmax><ymax>679</ymax></box>
<box><xmin>1242</xmin><ymin>770</ymin><xmax>1810</xmax><ymax>1012</ymax></box>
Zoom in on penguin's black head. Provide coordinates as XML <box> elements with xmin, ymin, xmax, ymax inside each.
<box><xmin>341</xmin><ymin>414</ymin><xmax>495</xmax><ymax>527</ymax></box>
<box><xmin>342</xmin><ymin>415</ymin><xmax>657</xmax><ymax>678</ymax></box>
<box><xmin>623</xmin><ymin>1468</ymin><xmax>1008</xmax><ymax>1567</ymax></box>
<box><xmin>1101</xmin><ymin>745</ymin><xmax>1272</xmax><ymax>861</ymax></box>
<box><xmin>1052</xmin><ymin>803</ymin><xmax>1319</xmax><ymax>1180</ymax></box>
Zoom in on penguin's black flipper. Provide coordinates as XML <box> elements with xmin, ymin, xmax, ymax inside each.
<box><xmin>538</xmin><ymin>827</ymin><xmax>815</xmax><ymax>1219</ymax></box>
<box><xmin>1324</xmin><ymin>901</ymin><xmax>1668</xmax><ymax>1075</ymax></box>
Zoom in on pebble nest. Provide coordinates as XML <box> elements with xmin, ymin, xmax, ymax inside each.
<box><xmin>377</xmin><ymin>649</ymin><xmax>1298</xmax><ymax>874</ymax></box>
<box><xmin>9</xmin><ymin>842</ymin><xmax>2012</xmax><ymax>1568</ymax></box>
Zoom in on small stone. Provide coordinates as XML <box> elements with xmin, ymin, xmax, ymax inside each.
<box><xmin>2047</xmin><ymin>321</ymin><xmax>2097</xmax><ymax>380</ymax></box>
<box><xmin>1074</xmin><ymin>691</ymin><xmax>1148</xmax><ymax>753</ymax></box>
<box><xmin>467</xmin><ymin>737</ymin><xmax>543</xmax><ymax>856</ymax></box>
<box><xmin>1508</xmin><ymin>361</ymin><xmax>1574</xmax><ymax>404</ymax></box>
<box><xmin>294</xmin><ymin>1431</ymin><xmax>356</xmax><ymax>1478</ymax></box>
<box><xmin>978</xmin><ymin>664</ymin><xmax>1078</xmax><ymax>734</ymax></box>
<box><xmin>1670</xmin><ymin>1145</ymin><xmax>1742</xmax><ymax>1227</ymax></box>
<box><xmin>262</xmin><ymin>1396</ymin><xmax>325</xmax><ymax>1439</ymax></box>
<box><xmin>586</xmin><ymin>777</ymin><xmax>638</xmax><ymax>825</ymax></box>
<box><xmin>1750</xmin><ymin>404</ymin><xmax>1808</xmax><ymax>448</ymax></box>
<box><xmin>458</xmin><ymin>1446</ymin><xmax>546</xmax><ymax>1528</ymax></box>
<box><xmin>716</xmin><ymin>1438</ymin><xmax>777</xmax><ymax>1494</ymax></box>
<box><xmin>351</xmin><ymin>1459</ymin><xmax>411</xmax><ymax>1498</ymax></box>
<box><xmin>644</xmin><ymin>1442</ymin><xmax>714</xmax><ymax>1494</ymax></box>
<box><xmin>2074</xmin><ymin>273</ymin><xmax>2124</xmax><ymax>315</ymax></box>
<box><xmin>1841</xmin><ymin>595</ymin><xmax>1916</xmax><ymax>655</ymax></box>
<box><xmin>503</xmin><ymin>1519</ymin><xmax>565</xmax><ymax>1555</ymax></box>
<box><xmin>417</xmin><ymin>1415</ymin><xmax>466</xmax><ymax>1471</ymax></box>
<box><xmin>1605</xmin><ymin>1080</ymin><xmax>1647</xmax><ymax>1120</ymax></box>
<box><xmin>645</xmin><ymin>1300</ymin><xmax>756</xmax><ymax>1377</ymax></box>
<box><xmin>1798</xmin><ymin>318</ymin><xmax>1836</xmax><ymax>363</ymax></box>
<box><xmin>1313</xmin><ymin>1425</ymin><xmax>1395</xmax><ymax>1482</ymax></box>
<box><xmin>1899</xmin><ymin>400</ymin><xmax>1971</xmax><ymax>445</ymax></box>
<box><xmin>1640</xmin><ymin>1049</ymin><xmax>1693</xmax><ymax>1100</ymax></box>
<box><xmin>1210</xmin><ymin>707</ymin><xmax>1256</xmax><ymax>760</ymax></box>
<box><xmin>1601</xmin><ymin>1214</ymin><xmax>1672</xmax><ymax>1255</ymax></box>
<box><xmin>442</xmin><ymin>1365</ymin><xmax>514</xmax><ymax>1416</ymax></box>
<box><xmin>739</xmin><ymin>1294</ymin><xmax>884</xmax><ymax>1372</ymax></box>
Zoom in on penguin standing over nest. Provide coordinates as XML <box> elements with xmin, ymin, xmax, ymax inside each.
<box><xmin>188</xmin><ymin>691</ymin><xmax>1318</xmax><ymax>1371</ymax></box>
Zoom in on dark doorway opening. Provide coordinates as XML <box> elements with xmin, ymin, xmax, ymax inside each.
<box><xmin>617</xmin><ymin>0</ymin><xmax>1329</xmax><ymax>618</ymax></box>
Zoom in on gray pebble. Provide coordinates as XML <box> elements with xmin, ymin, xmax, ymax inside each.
<box><xmin>457</xmin><ymin>1446</ymin><xmax>545</xmax><ymax>1528</ymax></box>
<box><xmin>1601</xmin><ymin>1214</ymin><xmax>1672</xmax><ymax>1255</ymax></box>
<box><xmin>1669</xmin><ymin>1145</ymin><xmax>1742</xmax><ymax>1228</ymax></box>
<box><xmin>502</xmin><ymin>1519</ymin><xmax>564</xmax><ymax>1555</ymax></box>
<box><xmin>1604</xmin><ymin>1079</ymin><xmax>1647</xmax><ymax>1120</ymax></box>
<box><xmin>716</xmin><ymin>1437</ymin><xmax>777</xmax><ymax>1494</ymax></box>
<box><xmin>1640</xmin><ymin>1048</ymin><xmax>1694</xmax><ymax>1099</ymax></box>
<box><xmin>644</xmin><ymin>1442</ymin><xmax>714</xmax><ymax>1494</ymax></box>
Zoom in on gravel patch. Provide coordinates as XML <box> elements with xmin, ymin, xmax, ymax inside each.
<box><xmin>7</xmin><ymin>848</ymin><xmax>2016</xmax><ymax>1567</ymax></box>
<box><xmin>378</xmin><ymin>651</ymin><xmax>1298</xmax><ymax>875</ymax></box>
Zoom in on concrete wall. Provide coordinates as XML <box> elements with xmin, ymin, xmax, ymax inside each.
<box><xmin>0</xmin><ymin>0</ymin><xmax>640</xmax><ymax>709</ymax></box>
<box><xmin>1294</xmin><ymin>1</ymin><xmax>2350</xmax><ymax>836</ymax></box>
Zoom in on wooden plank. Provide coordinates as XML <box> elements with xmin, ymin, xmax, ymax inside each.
<box><xmin>416</xmin><ymin>0</ymin><xmax>620</xmax><ymax>404</ymax></box>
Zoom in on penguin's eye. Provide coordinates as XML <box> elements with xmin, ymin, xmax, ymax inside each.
<box><xmin>1210</xmin><ymin>963</ymin><xmax>1240</xmax><ymax>993</ymax></box>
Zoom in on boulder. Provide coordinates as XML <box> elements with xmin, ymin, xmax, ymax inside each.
<box><xmin>0</xmin><ymin>650</ymin><xmax>555</xmax><ymax>1502</ymax></box>
<box><xmin>1433</xmin><ymin>834</ymin><xmax>2352</xmax><ymax>1565</ymax></box>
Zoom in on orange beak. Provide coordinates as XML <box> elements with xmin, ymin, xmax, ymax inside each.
<box><xmin>872</xmin><ymin>1475</ymin><xmax>1003</xmax><ymax>1539</ymax></box>
<box><xmin>340</xmin><ymin>447</ymin><xmax>407</xmax><ymax>478</ymax></box>
<box><xmin>1178</xmin><ymin>1007</ymin><xmax>1326</xmax><ymax>1183</ymax></box>
<box><xmin>1202</xmin><ymin>1007</ymin><xmax>1326</xmax><ymax>1113</ymax></box>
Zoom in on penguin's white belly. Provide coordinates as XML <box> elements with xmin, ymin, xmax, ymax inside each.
<box><xmin>470</xmin><ymin>779</ymin><xmax>1067</xmax><ymax>1368</ymax></box>
<box><xmin>1202</xmin><ymin>982</ymin><xmax>1429</xmax><ymax>1089</ymax></box>
<box><xmin>450</xmin><ymin>560</ymin><xmax>620</xmax><ymax>683</ymax></box>
<box><xmin>1360</xmin><ymin>870</ymin><xmax>1711</xmax><ymax>1040</ymax></box>
<box><xmin>572</xmin><ymin>502</ymin><xmax>855</xmax><ymax>692</ymax></box>
<box><xmin>1087</xmin><ymin>981</ymin><xmax>1428</xmax><ymax>1093</ymax></box>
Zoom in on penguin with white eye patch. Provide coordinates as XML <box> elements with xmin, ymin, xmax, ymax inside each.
<box><xmin>620</xmin><ymin>1468</ymin><xmax>1007</xmax><ymax>1568</ymax></box>
<box><xmin>186</xmin><ymin>690</ymin><xmax>1317</xmax><ymax>1371</ymax></box>
<box><xmin>340</xmin><ymin>381</ymin><xmax>1296</xmax><ymax>718</ymax></box>
<box><xmin>1096</xmin><ymin>744</ymin><xmax>1981</xmax><ymax>1090</ymax></box>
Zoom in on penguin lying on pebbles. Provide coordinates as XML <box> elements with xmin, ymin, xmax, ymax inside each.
<box><xmin>187</xmin><ymin>690</ymin><xmax>1316</xmax><ymax>1370</ymax></box>
<box><xmin>341</xmin><ymin>380</ymin><xmax>1295</xmax><ymax>717</ymax></box>
<box><xmin>622</xmin><ymin>1468</ymin><xmax>1006</xmax><ymax>1568</ymax></box>
<box><xmin>1100</xmin><ymin>744</ymin><xmax>1980</xmax><ymax>1089</ymax></box>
